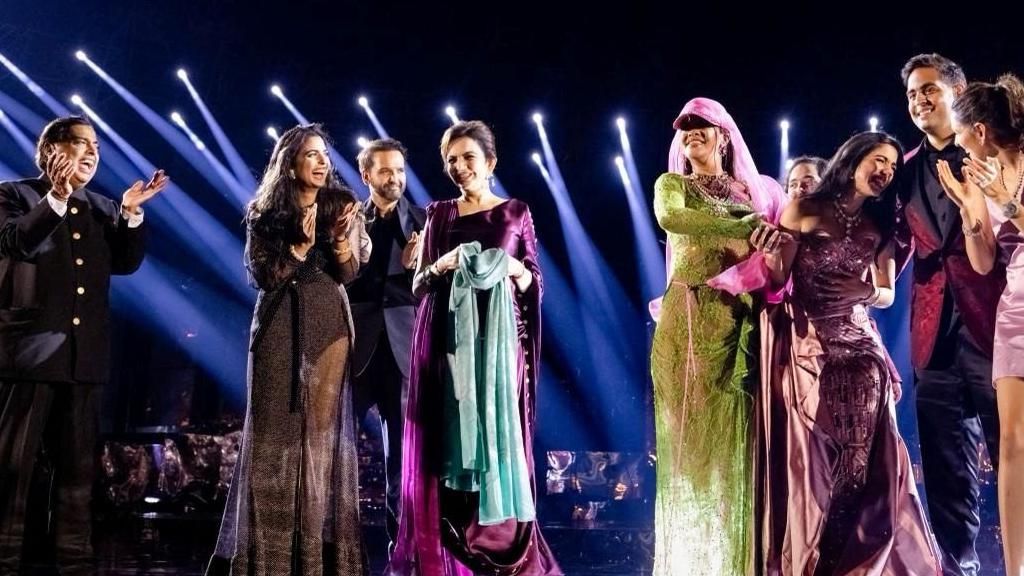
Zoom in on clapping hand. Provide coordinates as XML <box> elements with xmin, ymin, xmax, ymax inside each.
<box><xmin>45</xmin><ymin>152</ymin><xmax>76</xmax><ymax>201</ymax></box>
<box><xmin>122</xmin><ymin>169</ymin><xmax>169</xmax><ymax>214</ymax></box>
<box><xmin>331</xmin><ymin>202</ymin><xmax>359</xmax><ymax>241</ymax></box>
<box><xmin>294</xmin><ymin>203</ymin><xmax>317</xmax><ymax>259</ymax></box>
<box><xmin>963</xmin><ymin>156</ymin><xmax>1014</xmax><ymax>205</ymax></box>
<box><xmin>401</xmin><ymin>231</ymin><xmax>421</xmax><ymax>269</ymax></box>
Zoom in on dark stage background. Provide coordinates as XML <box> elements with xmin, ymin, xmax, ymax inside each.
<box><xmin>1</xmin><ymin>2</ymin><xmax>1020</xmax><ymax>573</ymax></box>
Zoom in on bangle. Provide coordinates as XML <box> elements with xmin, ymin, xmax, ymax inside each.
<box><xmin>290</xmin><ymin>246</ymin><xmax>307</xmax><ymax>262</ymax></box>
<box><xmin>962</xmin><ymin>218</ymin><xmax>983</xmax><ymax>238</ymax></box>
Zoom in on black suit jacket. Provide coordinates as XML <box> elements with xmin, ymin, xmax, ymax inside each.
<box><xmin>0</xmin><ymin>178</ymin><xmax>146</xmax><ymax>384</ymax></box>
<box><xmin>349</xmin><ymin>195</ymin><xmax>425</xmax><ymax>380</ymax></box>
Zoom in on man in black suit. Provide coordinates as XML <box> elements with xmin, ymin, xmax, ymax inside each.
<box><xmin>348</xmin><ymin>138</ymin><xmax>424</xmax><ymax>553</ymax></box>
<box><xmin>0</xmin><ymin>116</ymin><xmax>167</xmax><ymax>575</ymax></box>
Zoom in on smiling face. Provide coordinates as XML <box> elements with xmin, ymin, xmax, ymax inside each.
<box><xmin>444</xmin><ymin>136</ymin><xmax>495</xmax><ymax>193</ymax></box>
<box><xmin>906</xmin><ymin>66</ymin><xmax>960</xmax><ymax>140</ymax></box>
<box><xmin>293</xmin><ymin>135</ymin><xmax>331</xmax><ymax>191</ymax></box>
<box><xmin>951</xmin><ymin>115</ymin><xmax>996</xmax><ymax>161</ymax></box>
<box><xmin>681</xmin><ymin>125</ymin><xmax>724</xmax><ymax>168</ymax></box>
<box><xmin>363</xmin><ymin>149</ymin><xmax>407</xmax><ymax>202</ymax></box>
<box><xmin>851</xmin><ymin>144</ymin><xmax>899</xmax><ymax>198</ymax></box>
<box><xmin>50</xmin><ymin>123</ymin><xmax>100</xmax><ymax>189</ymax></box>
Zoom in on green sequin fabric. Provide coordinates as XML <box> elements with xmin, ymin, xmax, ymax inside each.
<box><xmin>650</xmin><ymin>172</ymin><xmax>759</xmax><ymax>576</ymax></box>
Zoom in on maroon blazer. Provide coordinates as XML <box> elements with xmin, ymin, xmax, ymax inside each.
<box><xmin>895</xmin><ymin>143</ymin><xmax>1005</xmax><ymax>369</ymax></box>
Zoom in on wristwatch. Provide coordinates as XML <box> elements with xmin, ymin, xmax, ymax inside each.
<box><xmin>1003</xmin><ymin>199</ymin><xmax>1021</xmax><ymax>219</ymax></box>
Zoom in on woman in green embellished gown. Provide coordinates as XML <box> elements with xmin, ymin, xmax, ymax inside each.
<box><xmin>650</xmin><ymin>97</ymin><xmax>785</xmax><ymax>576</ymax></box>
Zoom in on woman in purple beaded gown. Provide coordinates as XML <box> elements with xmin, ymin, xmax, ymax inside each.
<box><xmin>752</xmin><ymin>131</ymin><xmax>941</xmax><ymax>575</ymax></box>
<box><xmin>387</xmin><ymin>120</ymin><xmax>561</xmax><ymax>576</ymax></box>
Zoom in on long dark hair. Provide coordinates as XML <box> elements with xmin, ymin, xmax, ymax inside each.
<box><xmin>248</xmin><ymin>123</ymin><xmax>342</xmax><ymax>244</ymax></box>
<box><xmin>952</xmin><ymin>74</ymin><xmax>1024</xmax><ymax>151</ymax></box>
<box><xmin>804</xmin><ymin>131</ymin><xmax>905</xmax><ymax>251</ymax></box>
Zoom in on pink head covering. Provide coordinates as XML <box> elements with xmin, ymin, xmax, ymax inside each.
<box><xmin>650</xmin><ymin>98</ymin><xmax>787</xmax><ymax>320</ymax></box>
<box><xmin>668</xmin><ymin>97</ymin><xmax>785</xmax><ymax>220</ymax></box>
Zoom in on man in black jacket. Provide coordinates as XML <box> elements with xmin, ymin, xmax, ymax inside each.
<box><xmin>348</xmin><ymin>138</ymin><xmax>424</xmax><ymax>554</ymax></box>
<box><xmin>0</xmin><ymin>116</ymin><xmax>167</xmax><ymax>574</ymax></box>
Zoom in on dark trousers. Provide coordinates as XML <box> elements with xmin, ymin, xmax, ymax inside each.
<box><xmin>916</xmin><ymin>329</ymin><xmax>1001</xmax><ymax>576</ymax></box>
<box><xmin>351</xmin><ymin>329</ymin><xmax>406</xmax><ymax>551</ymax></box>
<box><xmin>0</xmin><ymin>380</ymin><xmax>100</xmax><ymax>575</ymax></box>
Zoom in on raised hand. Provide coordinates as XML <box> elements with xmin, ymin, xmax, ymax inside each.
<box><xmin>331</xmin><ymin>202</ymin><xmax>359</xmax><ymax>241</ymax></box>
<box><xmin>45</xmin><ymin>152</ymin><xmax>76</xmax><ymax>201</ymax></box>
<box><xmin>294</xmin><ymin>203</ymin><xmax>317</xmax><ymax>259</ymax></box>
<box><xmin>122</xmin><ymin>169</ymin><xmax>169</xmax><ymax>214</ymax></box>
<box><xmin>401</xmin><ymin>231</ymin><xmax>421</xmax><ymax>269</ymax></box>
<box><xmin>963</xmin><ymin>156</ymin><xmax>1013</xmax><ymax>204</ymax></box>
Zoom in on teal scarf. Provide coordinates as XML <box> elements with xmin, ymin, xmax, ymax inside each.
<box><xmin>442</xmin><ymin>241</ymin><xmax>536</xmax><ymax>525</ymax></box>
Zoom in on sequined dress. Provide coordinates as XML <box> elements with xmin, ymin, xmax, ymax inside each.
<box><xmin>756</xmin><ymin>233</ymin><xmax>939</xmax><ymax>575</ymax></box>
<box><xmin>650</xmin><ymin>172</ymin><xmax>760</xmax><ymax>576</ymax></box>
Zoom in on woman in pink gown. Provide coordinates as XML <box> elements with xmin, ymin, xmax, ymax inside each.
<box><xmin>754</xmin><ymin>131</ymin><xmax>940</xmax><ymax>575</ymax></box>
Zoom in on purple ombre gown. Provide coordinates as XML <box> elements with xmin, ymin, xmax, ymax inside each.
<box><xmin>756</xmin><ymin>234</ymin><xmax>940</xmax><ymax>576</ymax></box>
<box><xmin>387</xmin><ymin>199</ymin><xmax>561</xmax><ymax>576</ymax></box>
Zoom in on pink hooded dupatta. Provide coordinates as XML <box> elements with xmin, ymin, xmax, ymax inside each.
<box><xmin>650</xmin><ymin>97</ymin><xmax>786</xmax><ymax>320</ymax></box>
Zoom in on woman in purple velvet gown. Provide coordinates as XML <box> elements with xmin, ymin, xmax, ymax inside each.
<box><xmin>387</xmin><ymin>121</ymin><xmax>561</xmax><ymax>576</ymax></box>
<box><xmin>754</xmin><ymin>131</ymin><xmax>941</xmax><ymax>575</ymax></box>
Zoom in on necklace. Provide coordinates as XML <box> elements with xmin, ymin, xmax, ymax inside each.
<box><xmin>832</xmin><ymin>193</ymin><xmax>863</xmax><ymax>239</ymax></box>
<box><xmin>688</xmin><ymin>173</ymin><xmax>738</xmax><ymax>215</ymax></box>
<box><xmin>999</xmin><ymin>153</ymin><xmax>1024</xmax><ymax>201</ymax></box>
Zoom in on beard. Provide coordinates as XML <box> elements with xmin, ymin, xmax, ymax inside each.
<box><xmin>375</xmin><ymin>183</ymin><xmax>404</xmax><ymax>201</ymax></box>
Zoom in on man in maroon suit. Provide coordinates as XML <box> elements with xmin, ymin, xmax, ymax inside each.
<box><xmin>896</xmin><ymin>53</ymin><xmax>1006</xmax><ymax>576</ymax></box>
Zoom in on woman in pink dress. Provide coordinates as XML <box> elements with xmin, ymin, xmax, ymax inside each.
<box><xmin>937</xmin><ymin>73</ymin><xmax>1024</xmax><ymax>576</ymax></box>
<box><xmin>754</xmin><ymin>131</ymin><xmax>940</xmax><ymax>575</ymax></box>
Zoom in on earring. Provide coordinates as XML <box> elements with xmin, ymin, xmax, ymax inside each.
<box><xmin>289</xmin><ymin>169</ymin><xmax>296</xmax><ymax>179</ymax></box>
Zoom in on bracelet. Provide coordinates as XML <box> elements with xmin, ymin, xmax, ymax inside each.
<box><xmin>962</xmin><ymin>218</ymin><xmax>983</xmax><ymax>238</ymax></box>
<box><xmin>1003</xmin><ymin>199</ymin><xmax>1021</xmax><ymax>219</ymax></box>
<box><xmin>290</xmin><ymin>246</ymin><xmax>307</xmax><ymax>262</ymax></box>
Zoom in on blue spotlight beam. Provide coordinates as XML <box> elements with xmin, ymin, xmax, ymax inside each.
<box><xmin>0</xmin><ymin>109</ymin><xmax>36</xmax><ymax>158</ymax></box>
<box><xmin>615</xmin><ymin>157</ymin><xmax>664</xmax><ymax>301</ymax></box>
<box><xmin>358</xmin><ymin>98</ymin><xmax>432</xmax><ymax>206</ymax></box>
<box><xmin>171</xmin><ymin>113</ymin><xmax>249</xmax><ymax>206</ymax></box>
<box><xmin>272</xmin><ymin>87</ymin><xmax>365</xmax><ymax>196</ymax></box>
<box><xmin>529</xmin><ymin>152</ymin><xmax>644</xmax><ymax>445</ymax></box>
<box><xmin>76</xmin><ymin>54</ymin><xmax>240</xmax><ymax>210</ymax></box>
<box><xmin>178</xmin><ymin>70</ymin><xmax>257</xmax><ymax>191</ymax></box>
<box><xmin>359</xmin><ymin>99</ymin><xmax>390</xmax><ymax>139</ymax></box>
<box><xmin>73</xmin><ymin>97</ymin><xmax>250</xmax><ymax>302</ymax></box>
<box><xmin>0</xmin><ymin>88</ymin><xmax>46</xmax><ymax>134</ymax></box>
<box><xmin>538</xmin><ymin>193</ymin><xmax>639</xmax><ymax>447</ymax></box>
<box><xmin>0</xmin><ymin>158</ymin><xmax>17</xmax><ymax>180</ymax></box>
<box><xmin>0</xmin><ymin>52</ymin><xmax>70</xmax><ymax>116</ymax></box>
<box><xmin>532</xmin><ymin>117</ymin><xmax>639</xmax><ymax>328</ymax></box>
<box><xmin>111</xmin><ymin>259</ymin><xmax>249</xmax><ymax>397</ymax></box>
<box><xmin>616</xmin><ymin>119</ymin><xmax>664</xmax><ymax>300</ymax></box>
